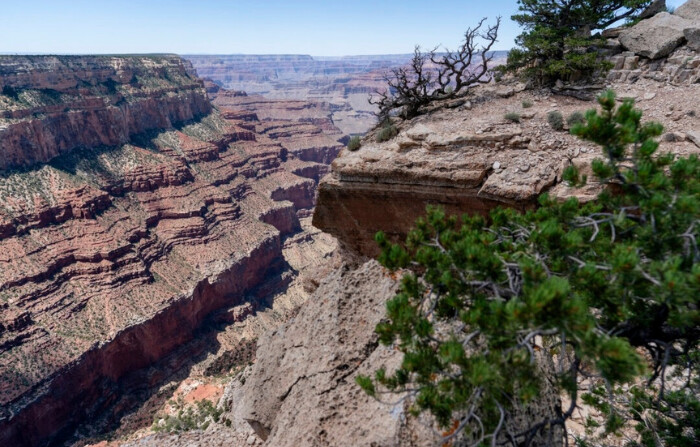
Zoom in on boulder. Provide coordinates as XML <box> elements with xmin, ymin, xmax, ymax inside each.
<box><xmin>639</xmin><ymin>0</ymin><xmax>667</xmax><ymax>20</ymax></box>
<box><xmin>602</xmin><ymin>26</ymin><xmax>627</xmax><ymax>38</ymax></box>
<box><xmin>687</xmin><ymin>130</ymin><xmax>700</xmax><ymax>148</ymax></box>
<box><xmin>686</xmin><ymin>27</ymin><xmax>700</xmax><ymax>50</ymax></box>
<box><xmin>675</xmin><ymin>0</ymin><xmax>700</xmax><ymax>21</ymax></box>
<box><xmin>619</xmin><ymin>12</ymin><xmax>692</xmax><ymax>59</ymax></box>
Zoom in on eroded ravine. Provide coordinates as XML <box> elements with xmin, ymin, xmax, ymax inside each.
<box><xmin>0</xmin><ymin>55</ymin><xmax>342</xmax><ymax>447</ymax></box>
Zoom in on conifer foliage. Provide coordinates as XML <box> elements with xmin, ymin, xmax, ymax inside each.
<box><xmin>358</xmin><ymin>91</ymin><xmax>699</xmax><ymax>446</ymax></box>
<box><xmin>505</xmin><ymin>0</ymin><xmax>652</xmax><ymax>85</ymax></box>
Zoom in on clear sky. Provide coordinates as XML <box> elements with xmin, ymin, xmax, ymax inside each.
<box><xmin>0</xmin><ymin>0</ymin><xmax>690</xmax><ymax>56</ymax></box>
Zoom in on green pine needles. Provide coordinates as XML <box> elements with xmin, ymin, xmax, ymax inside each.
<box><xmin>358</xmin><ymin>90</ymin><xmax>699</xmax><ymax>446</ymax></box>
<box><xmin>504</xmin><ymin>0</ymin><xmax>652</xmax><ymax>85</ymax></box>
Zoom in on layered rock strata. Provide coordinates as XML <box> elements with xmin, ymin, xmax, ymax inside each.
<box><xmin>0</xmin><ymin>56</ymin><xmax>343</xmax><ymax>447</ymax></box>
<box><xmin>313</xmin><ymin>92</ymin><xmax>571</xmax><ymax>256</ymax></box>
<box><xmin>116</xmin><ymin>21</ymin><xmax>700</xmax><ymax>446</ymax></box>
<box><xmin>0</xmin><ymin>55</ymin><xmax>211</xmax><ymax>170</ymax></box>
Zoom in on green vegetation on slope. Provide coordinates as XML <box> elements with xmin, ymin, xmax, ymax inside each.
<box><xmin>359</xmin><ymin>90</ymin><xmax>699</xmax><ymax>446</ymax></box>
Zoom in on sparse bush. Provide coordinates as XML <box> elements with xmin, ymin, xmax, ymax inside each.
<box><xmin>376</xmin><ymin>123</ymin><xmax>398</xmax><ymax>142</ymax></box>
<box><xmin>153</xmin><ymin>398</ymin><xmax>224</xmax><ymax>434</ymax></box>
<box><xmin>567</xmin><ymin>110</ymin><xmax>586</xmax><ymax>126</ymax></box>
<box><xmin>504</xmin><ymin>112</ymin><xmax>521</xmax><ymax>123</ymax></box>
<box><xmin>347</xmin><ymin>135</ymin><xmax>362</xmax><ymax>151</ymax></box>
<box><xmin>548</xmin><ymin>110</ymin><xmax>564</xmax><ymax>130</ymax></box>
<box><xmin>359</xmin><ymin>90</ymin><xmax>700</xmax><ymax>446</ymax></box>
<box><xmin>522</xmin><ymin>99</ymin><xmax>533</xmax><ymax>108</ymax></box>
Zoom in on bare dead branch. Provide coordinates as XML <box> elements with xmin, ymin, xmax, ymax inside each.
<box><xmin>370</xmin><ymin>17</ymin><xmax>501</xmax><ymax>120</ymax></box>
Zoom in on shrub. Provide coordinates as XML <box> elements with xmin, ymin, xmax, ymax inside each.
<box><xmin>376</xmin><ymin>123</ymin><xmax>398</xmax><ymax>143</ymax></box>
<box><xmin>547</xmin><ymin>110</ymin><xmax>564</xmax><ymax>130</ymax></box>
<box><xmin>153</xmin><ymin>398</ymin><xmax>224</xmax><ymax>434</ymax></box>
<box><xmin>504</xmin><ymin>112</ymin><xmax>521</xmax><ymax>123</ymax></box>
<box><xmin>347</xmin><ymin>136</ymin><xmax>362</xmax><ymax>151</ymax></box>
<box><xmin>522</xmin><ymin>99</ymin><xmax>533</xmax><ymax>108</ymax></box>
<box><xmin>567</xmin><ymin>110</ymin><xmax>586</xmax><ymax>126</ymax></box>
<box><xmin>2</xmin><ymin>85</ymin><xmax>20</xmax><ymax>99</ymax></box>
<box><xmin>358</xmin><ymin>90</ymin><xmax>699</xmax><ymax>446</ymax></box>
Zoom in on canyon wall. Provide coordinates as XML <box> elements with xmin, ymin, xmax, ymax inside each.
<box><xmin>0</xmin><ymin>55</ymin><xmax>211</xmax><ymax>170</ymax></box>
<box><xmin>0</xmin><ymin>55</ymin><xmax>343</xmax><ymax>447</ymax></box>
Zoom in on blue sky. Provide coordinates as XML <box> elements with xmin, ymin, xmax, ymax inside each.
<box><xmin>0</xmin><ymin>0</ymin><xmax>690</xmax><ymax>56</ymax></box>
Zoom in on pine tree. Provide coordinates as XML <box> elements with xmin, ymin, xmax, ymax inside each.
<box><xmin>358</xmin><ymin>90</ymin><xmax>699</xmax><ymax>446</ymax></box>
<box><xmin>505</xmin><ymin>0</ymin><xmax>652</xmax><ymax>85</ymax></box>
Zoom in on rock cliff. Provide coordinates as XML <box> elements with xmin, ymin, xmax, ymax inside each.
<box><xmin>4</xmin><ymin>6</ymin><xmax>699</xmax><ymax>446</ymax></box>
<box><xmin>314</xmin><ymin>46</ymin><xmax>700</xmax><ymax>257</ymax></box>
<box><xmin>0</xmin><ymin>56</ymin><xmax>343</xmax><ymax>447</ymax></box>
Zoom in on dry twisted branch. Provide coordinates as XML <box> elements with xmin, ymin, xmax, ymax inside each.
<box><xmin>370</xmin><ymin>17</ymin><xmax>501</xmax><ymax>120</ymax></box>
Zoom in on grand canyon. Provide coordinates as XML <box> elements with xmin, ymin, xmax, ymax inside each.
<box><xmin>1</xmin><ymin>1</ymin><xmax>700</xmax><ymax>446</ymax></box>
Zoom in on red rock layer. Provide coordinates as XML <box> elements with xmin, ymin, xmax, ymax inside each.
<box><xmin>0</xmin><ymin>55</ymin><xmax>211</xmax><ymax>170</ymax></box>
<box><xmin>0</xmin><ymin>58</ymin><xmax>344</xmax><ymax>447</ymax></box>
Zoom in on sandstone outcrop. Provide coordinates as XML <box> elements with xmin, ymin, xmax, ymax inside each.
<box><xmin>616</xmin><ymin>1</ymin><xmax>700</xmax><ymax>62</ymax></box>
<box><xmin>607</xmin><ymin>0</ymin><xmax>700</xmax><ymax>84</ymax></box>
<box><xmin>0</xmin><ymin>56</ymin><xmax>343</xmax><ymax>447</ymax></box>
<box><xmin>312</xmin><ymin>88</ymin><xmax>578</xmax><ymax>256</ymax></box>
<box><xmin>228</xmin><ymin>256</ymin><xmax>563</xmax><ymax>446</ymax></box>
<box><xmin>234</xmin><ymin>261</ymin><xmax>420</xmax><ymax>446</ymax></box>
<box><xmin>315</xmin><ymin>65</ymin><xmax>700</xmax><ymax>258</ymax></box>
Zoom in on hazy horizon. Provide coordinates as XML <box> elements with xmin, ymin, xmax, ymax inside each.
<box><xmin>2</xmin><ymin>0</ymin><xmax>688</xmax><ymax>57</ymax></box>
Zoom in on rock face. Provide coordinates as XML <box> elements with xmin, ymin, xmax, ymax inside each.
<box><xmin>0</xmin><ymin>56</ymin><xmax>343</xmax><ymax>447</ymax></box>
<box><xmin>608</xmin><ymin>48</ymin><xmax>700</xmax><ymax>83</ymax></box>
<box><xmin>235</xmin><ymin>261</ymin><xmax>424</xmax><ymax>446</ymax></box>
<box><xmin>0</xmin><ymin>55</ymin><xmax>211</xmax><ymax>170</ymax></box>
<box><xmin>230</xmin><ymin>260</ymin><xmax>562</xmax><ymax>447</ymax></box>
<box><xmin>315</xmin><ymin>67</ymin><xmax>700</xmax><ymax>257</ymax></box>
<box><xmin>619</xmin><ymin>12</ymin><xmax>694</xmax><ymax>59</ymax></box>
